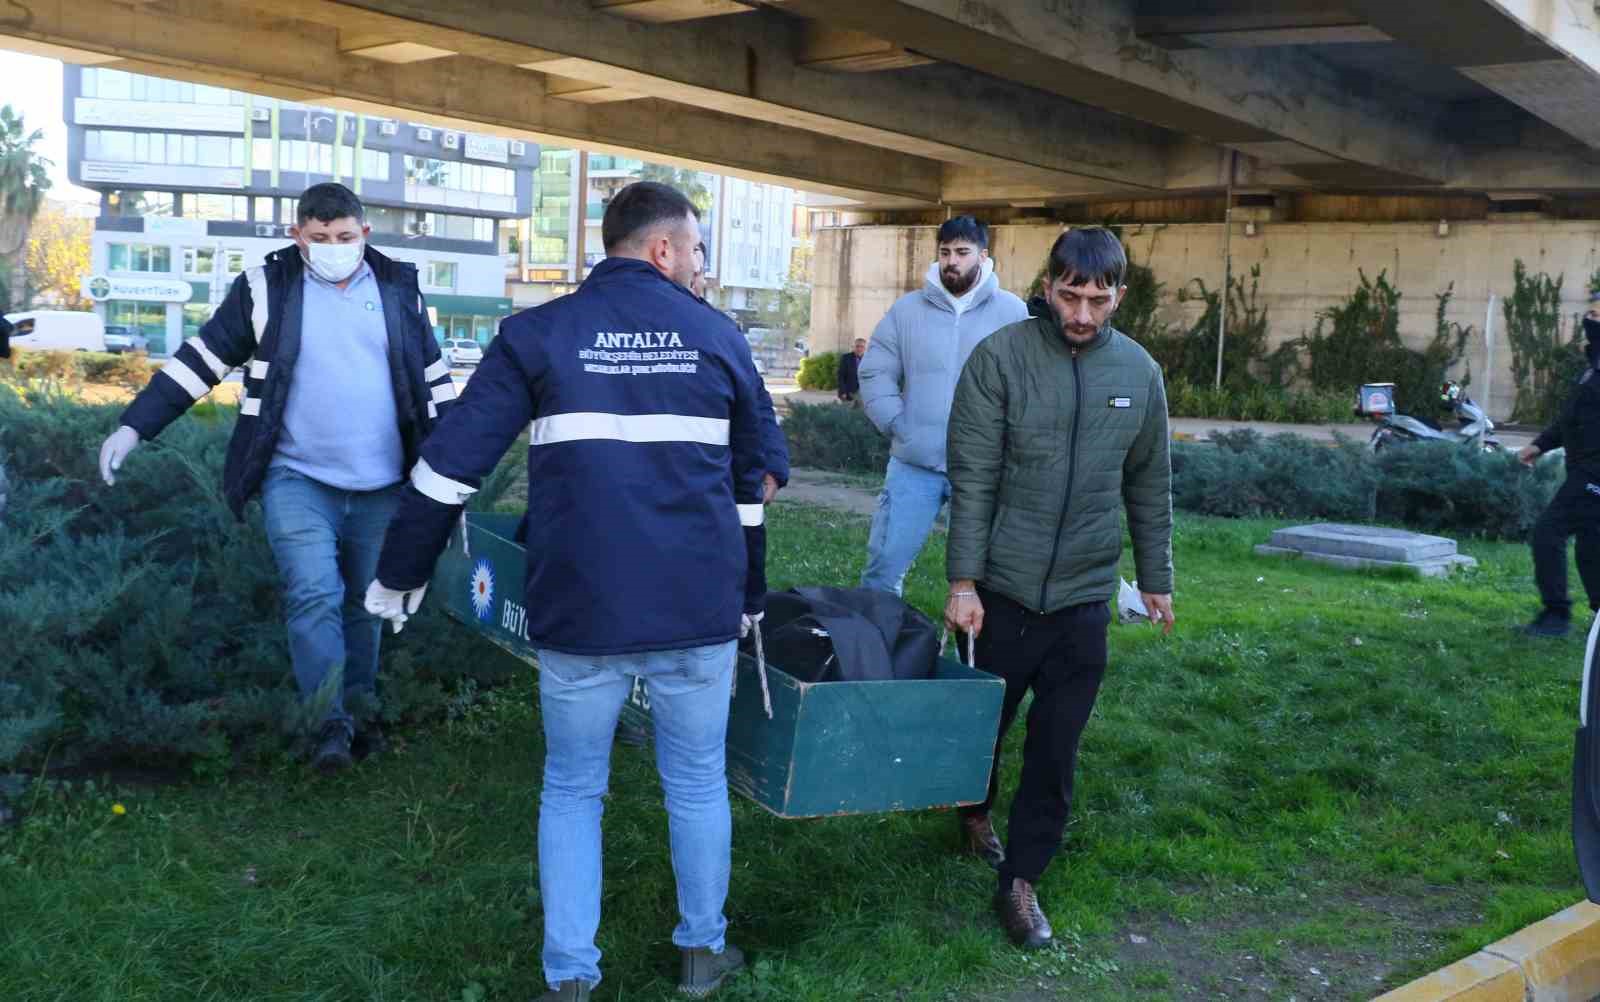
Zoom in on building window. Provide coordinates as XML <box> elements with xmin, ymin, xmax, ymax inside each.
<box><xmin>182</xmin><ymin>247</ymin><xmax>215</xmax><ymax>275</ymax></box>
<box><xmin>182</xmin><ymin>303</ymin><xmax>213</xmax><ymax>341</ymax></box>
<box><xmin>104</xmin><ymin>190</ymin><xmax>177</xmax><ymax>218</ymax></box>
<box><xmin>356</xmin><ymin>148</ymin><xmax>390</xmax><ymax>181</ymax></box>
<box><xmin>252</xmin><ymin>197</ymin><xmax>273</xmax><ymax>222</ymax></box>
<box><xmin>279</xmin><ymin>199</ymin><xmax>299</xmax><ymax>225</ymax></box>
<box><xmin>404</xmin><ymin>156</ymin><xmax>514</xmax><ymax>196</ymax></box>
<box><xmin>83</xmin><ymin>68</ymin><xmax>240</xmax><ymax>106</ymax></box>
<box><xmin>225</xmin><ymin>250</ymin><xmax>245</xmax><ymax>275</ymax></box>
<box><xmin>424</xmin><ymin>261</ymin><xmax>457</xmax><ymax>290</ymax></box>
<box><xmin>107</xmin><ymin>243</ymin><xmax>173</xmax><ymax>274</ymax></box>
<box><xmin>279</xmin><ymin>140</ymin><xmax>335</xmax><ymax>176</ymax></box>
<box><xmin>181</xmin><ymin>193</ymin><xmax>249</xmax><ymax>221</ymax></box>
<box><xmin>105</xmin><ymin>300</ymin><xmax>170</xmax><ymax>355</ymax></box>
<box><xmin>251</xmin><ymin>138</ymin><xmax>273</xmax><ymax>173</ymax></box>
<box><xmin>85</xmin><ymin>130</ymin><xmax>244</xmax><ymax>168</ymax></box>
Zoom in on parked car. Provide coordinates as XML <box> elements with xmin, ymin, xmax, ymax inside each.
<box><xmin>5</xmin><ymin>311</ymin><xmax>106</xmax><ymax>353</ymax></box>
<box><xmin>442</xmin><ymin>338</ymin><xmax>484</xmax><ymax>367</ymax></box>
<box><xmin>102</xmin><ymin>325</ymin><xmax>149</xmax><ymax>355</ymax></box>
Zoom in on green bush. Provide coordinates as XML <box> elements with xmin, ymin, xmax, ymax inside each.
<box><xmin>1294</xmin><ymin>272</ymin><xmax>1472</xmax><ymax>418</ymax></box>
<box><xmin>0</xmin><ymin>380</ymin><xmax>520</xmax><ymax>772</ymax></box>
<box><xmin>782</xmin><ymin>401</ymin><xmax>889</xmax><ymax>473</ymax></box>
<box><xmin>1172</xmin><ymin>430</ymin><xmax>1558</xmax><ymax>540</ymax></box>
<box><xmin>6</xmin><ymin>348</ymin><xmax>156</xmax><ymax>389</ymax></box>
<box><xmin>1505</xmin><ymin>261</ymin><xmax>1583</xmax><ymax>426</ymax></box>
<box><xmin>1165</xmin><ymin>380</ymin><xmax>1352</xmax><ymax>424</ymax></box>
<box><xmin>797</xmin><ymin>351</ymin><xmax>840</xmax><ymax>391</ymax></box>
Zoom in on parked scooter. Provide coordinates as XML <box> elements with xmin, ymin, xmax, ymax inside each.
<box><xmin>1360</xmin><ymin>381</ymin><xmax>1501</xmax><ymax>452</ymax></box>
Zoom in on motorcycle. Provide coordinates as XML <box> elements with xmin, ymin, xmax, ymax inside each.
<box><xmin>1361</xmin><ymin>381</ymin><xmax>1501</xmax><ymax>453</ymax></box>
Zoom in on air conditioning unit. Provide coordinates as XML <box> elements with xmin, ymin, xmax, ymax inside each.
<box><xmin>749</xmin><ymin>268</ymin><xmax>760</xmax><ymax>279</ymax></box>
<box><xmin>751</xmin><ymin>222</ymin><xmax>762</xmax><ymax>233</ymax></box>
<box><xmin>731</xmin><ymin>219</ymin><xmax>742</xmax><ymax>228</ymax></box>
<box><xmin>441</xmin><ymin>132</ymin><xmax>460</xmax><ymax>150</ymax></box>
<box><xmin>509</xmin><ymin>140</ymin><xmax>526</xmax><ymax>157</ymax></box>
<box><xmin>416</xmin><ymin>126</ymin><xmax>434</xmax><ymax>142</ymax></box>
<box><xmin>379</xmin><ymin>120</ymin><xmax>398</xmax><ymax>137</ymax></box>
<box><xmin>250</xmin><ymin>108</ymin><xmax>270</xmax><ymax>122</ymax></box>
<box><xmin>254</xmin><ymin>224</ymin><xmax>276</xmax><ymax>237</ymax></box>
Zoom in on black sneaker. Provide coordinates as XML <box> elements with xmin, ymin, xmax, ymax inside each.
<box><xmin>1524</xmin><ymin>610</ymin><xmax>1572</xmax><ymax>638</ymax></box>
<box><xmin>311</xmin><ymin>723</ymin><xmax>353</xmax><ymax>773</ymax></box>
<box><xmin>536</xmin><ymin>981</ymin><xmax>590</xmax><ymax>1002</ymax></box>
<box><xmin>679</xmin><ymin>943</ymin><xmax>745</xmax><ymax>997</ymax></box>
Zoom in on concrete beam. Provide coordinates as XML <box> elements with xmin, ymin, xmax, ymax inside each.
<box><xmin>1135</xmin><ymin>1</ymin><xmax>1388</xmax><ymax>49</ymax></box>
<box><xmin>1345</xmin><ymin>0</ymin><xmax>1600</xmax><ymax>149</ymax></box>
<box><xmin>591</xmin><ymin>0</ymin><xmax>750</xmax><ymax>21</ymax></box>
<box><xmin>327</xmin><ymin>0</ymin><xmax>1182</xmax><ymax>192</ymax></box>
<box><xmin>772</xmin><ymin>0</ymin><xmax>1456</xmax><ymax>184</ymax></box>
<box><xmin>0</xmin><ymin>0</ymin><xmax>943</xmax><ymax>206</ymax></box>
<box><xmin>544</xmin><ymin>73</ymin><xmax>645</xmax><ymax>103</ymax></box>
<box><xmin>797</xmin><ymin>24</ymin><xmax>934</xmax><ymax>72</ymax></box>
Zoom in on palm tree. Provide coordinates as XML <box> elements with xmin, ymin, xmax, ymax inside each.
<box><xmin>0</xmin><ymin>106</ymin><xmax>53</xmax><ymax>313</ymax></box>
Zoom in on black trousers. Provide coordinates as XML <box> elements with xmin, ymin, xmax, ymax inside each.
<box><xmin>1533</xmin><ymin>475</ymin><xmax>1600</xmax><ymax>617</ymax></box>
<box><xmin>958</xmin><ymin>586</ymin><xmax>1109</xmax><ymax>888</ymax></box>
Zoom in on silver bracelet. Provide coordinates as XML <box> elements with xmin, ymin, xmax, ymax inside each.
<box><xmin>949</xmin><ymin>590</ymin><xmax>977</xmax><ymax>598</ymax></box>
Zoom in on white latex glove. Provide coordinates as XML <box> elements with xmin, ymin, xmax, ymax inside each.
<box><xmin>364</xmin><ymin>580</ymin><xmax>428</xmax><ymax>634</ymax></box>
<box><xmin>740</xmin><ymin>611</ymin><xmax>765</xmax><ymax>639</ymax></box>
<box><xmin>98</xmin><ymin>426</ymin><xmax>142</xmax><ymax>486</ymax></box>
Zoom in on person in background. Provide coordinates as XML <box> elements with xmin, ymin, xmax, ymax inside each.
<box><xmin>94</xmin><ymin>183</ymin><xmax>456</xmax><ymax>772</ymax></box>
<box><xmin>858</xmin><ymin>215</ymin><xmax>1028</xmax><ymax>595</ymax></box>
<box><xmin>366</xmin><ymin>182</ymin><xmax>766</xmax><ymax>1001</ymax></box>
<box><xmin>944</xmin><ymin>226</ymin><xmax>1174</xmax><ymax>949</ymax></box>
<box><xmin>837</xmin><ymin>337</ymin><xmax>866</xmax><ymax>403</ymax></box>
<box><xmin>1519</xmin><ymin>292</ymin><xmax>1600</xmax><ymax>638</ymax></box>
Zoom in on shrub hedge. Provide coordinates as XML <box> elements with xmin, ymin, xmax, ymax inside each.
<box><xmin>0</xmin><ymin>381</ymin><xmax>519</xmax><ymax>773</ymax></box>
<box><xmin>6</xmin><ymin>348</ymin><xmax>156</xmax><ymax>390</ymax></box>
<box><xmin>781</xmin><ymin>401</ymin><xmax>889</xmax><ymax>473</ymax></box>
<box><xmin>796</xmin><ymin>351</ymin><xmax>840</xmax><ymax>391</ymax></box>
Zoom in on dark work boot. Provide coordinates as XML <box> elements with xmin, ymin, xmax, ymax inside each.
<box><xmin>958</xmin><ymin>812</ymin><xmax>1005</xmax><ymax>868</ymax></box>
<box><xmin>994</xmin><ymin>877</ymin><xmax>1054</xmax><ymax>950</ymax></box>
<box><xmin>536</xmin><ymin>981</ymin><xmax>590</xmax><ymax>1002</ymax></box>
<box><xmin>679</xmin><ymin>942</ymin><xmax>745</xmax><ymax>997</ymax></box>
<box><xmin>311</xmin><ymin>722</ymin><xmax>353</xmax><ymax>774</ymax></box>
<box><xmin>1524</xmin><ymin>609</ymin><xmax>1572</xmax><ymax>638</ymax></box>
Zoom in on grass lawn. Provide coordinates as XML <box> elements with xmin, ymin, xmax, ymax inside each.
<box><xmin>1</xmin><ymin>503</ymin><xmax>1589</xmax><ymax>1002</ymax></box>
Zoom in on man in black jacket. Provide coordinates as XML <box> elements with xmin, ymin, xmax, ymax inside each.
<box><xmin>837</xmin><ymin>338</ymin><xmax>865</xmax><ymax>402</ymax></box>
<box><xmin>95</xmin><ymin>183</ymin><xmax>456</xmax><ymax>769</ymax></box>
<box><xmin>1520</xmin><ymin>294</ymin><xmax>1600</xmax><ymax>637</ymax></box>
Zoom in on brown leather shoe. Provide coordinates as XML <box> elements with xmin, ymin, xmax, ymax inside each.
<box><xmin>958</xmin><ymin>812</ymin><xmax>1005</xmax><ymax>867</ymax></box>
<box><xmin>994</xmin><ymin>877</ymin><xmax>1054</xmax><ymax>950</ymax></box>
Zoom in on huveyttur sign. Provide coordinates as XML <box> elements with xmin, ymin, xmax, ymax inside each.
<box><xmin>74</xmin><ymin>98</ymin><xmax>245</xmax><ymax>134</ymax></box>
<box><xmin>464</xmin><ymin>134</ymin><xmax>509</xmax><ymax>164</ymax></box>
<box><xmin>81</xmin><ymin>275</ymin><xmax>194</xmax><ymax>303</ymax></box>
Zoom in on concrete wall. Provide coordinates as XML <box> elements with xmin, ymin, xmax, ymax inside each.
<box><xmin>811</xmin><ymin>221</ymin><xmax>1600</xmax><ymax>421</ymax></box>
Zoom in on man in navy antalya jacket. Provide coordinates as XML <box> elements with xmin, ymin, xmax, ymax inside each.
<box><xmin>366</xmin><ymin>183</ymin><xmax>764</xmax><ymax>998</ymax></box>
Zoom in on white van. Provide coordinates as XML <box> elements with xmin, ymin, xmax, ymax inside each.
<box><xmin>6</xmin><ymin>311</ymin><xmax>107</xmax><ymax>353</ymax></box>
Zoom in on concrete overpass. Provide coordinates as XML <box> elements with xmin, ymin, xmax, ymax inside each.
<box><xmin>4</xmin><ymin>0</ymin><xmax>1600</xmax><ymax>214</ymax></box>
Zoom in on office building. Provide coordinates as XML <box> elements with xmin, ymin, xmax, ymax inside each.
<box><xmin>64</xmin><ymin>65</ymin><xmax>533</xmax><ymax>355</ymax></box>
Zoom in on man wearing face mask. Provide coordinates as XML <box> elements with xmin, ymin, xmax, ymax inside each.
<box><xmin>858</xmin><ymin>215</ymin><xmax>1028</xmax><ymax>596</ymax></box>
<box><xmin>95</xmin><ymin>183</ymin><xmax>456</xmax><ymax>771</ymax></box>
<box><xmin>1519</xmin><ymin>293</ymin><xmax>1600</xmax><ymax>638</ymax></box>
<box><xmin>945</xmin><ymin>227</ymin><xmax>1173</xmax><ymax>949</ymax></box>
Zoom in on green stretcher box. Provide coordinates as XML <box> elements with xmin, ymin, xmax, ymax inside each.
<box><xmin>435</xmin><ymin>512</ymin><xmax>1006</xmax><ymax>818</ymax></box>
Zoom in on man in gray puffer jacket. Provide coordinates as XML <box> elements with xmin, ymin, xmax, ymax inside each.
<box><xmin>858</xmin><ymin>216</ymin><xmax>1027</xmax><ymax>594</ymax></box>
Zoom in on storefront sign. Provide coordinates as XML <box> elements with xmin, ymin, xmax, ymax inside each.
<box><xmin>464</xmin><ymin>134</ymin><xmax>509</xmax><ymax>164</ymax></box>
<box><xmin>82</xmin><ymin>275</ymin><xmax>194</xmax><ymax>303</ymax></box>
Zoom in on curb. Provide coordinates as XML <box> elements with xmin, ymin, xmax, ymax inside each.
<box><xmin>1374</xmin><ymin>901</ymin><xmax>1600</xmax><ymax>1002</ymax></box>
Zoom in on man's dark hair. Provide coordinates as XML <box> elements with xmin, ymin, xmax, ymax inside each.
<box><xmin>1045</xmin><ymin>227</ymin><xmax>1126</xmax><ymax>289</ymax></box>
<box><xmin>937</xmin><ymin>215</ymin><xmax>988</xmax><ymax>250</ymax></box>
<box><xmin>297</xmin><ymin>182</ymin><xmax>365</xmax><ymax>225</ymax></box>
<box><xmin>603</xmin><ymin>181</ymin><xmax>698</xmax><ymax>252</ymax></box>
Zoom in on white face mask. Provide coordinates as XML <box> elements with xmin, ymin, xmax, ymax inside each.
<box><xmin>304</xmin><ymin>241</ymin><xmax>364</xmax><ymax>283</ymax></box>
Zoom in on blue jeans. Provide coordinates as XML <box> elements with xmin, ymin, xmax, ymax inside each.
<box><xmin>260</xmin><ymin>466</ymin><xmax>402</xmax><ymax>736</ymax></box>
<box><xmin>535</xmin><ymin>641</ymin><xmax>737</xmax><ymax>989</ymax></box>
<box><xmin>861</xmin><ymin>456</ymin><xmax>951</xmax><ymax>595</ymax></box>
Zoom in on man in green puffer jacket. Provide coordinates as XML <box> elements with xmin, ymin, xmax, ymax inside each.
<box><xmin>944</xmin><ymin>227</ymin><xmax>1174</xmax><ymax>950</ymax></box>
